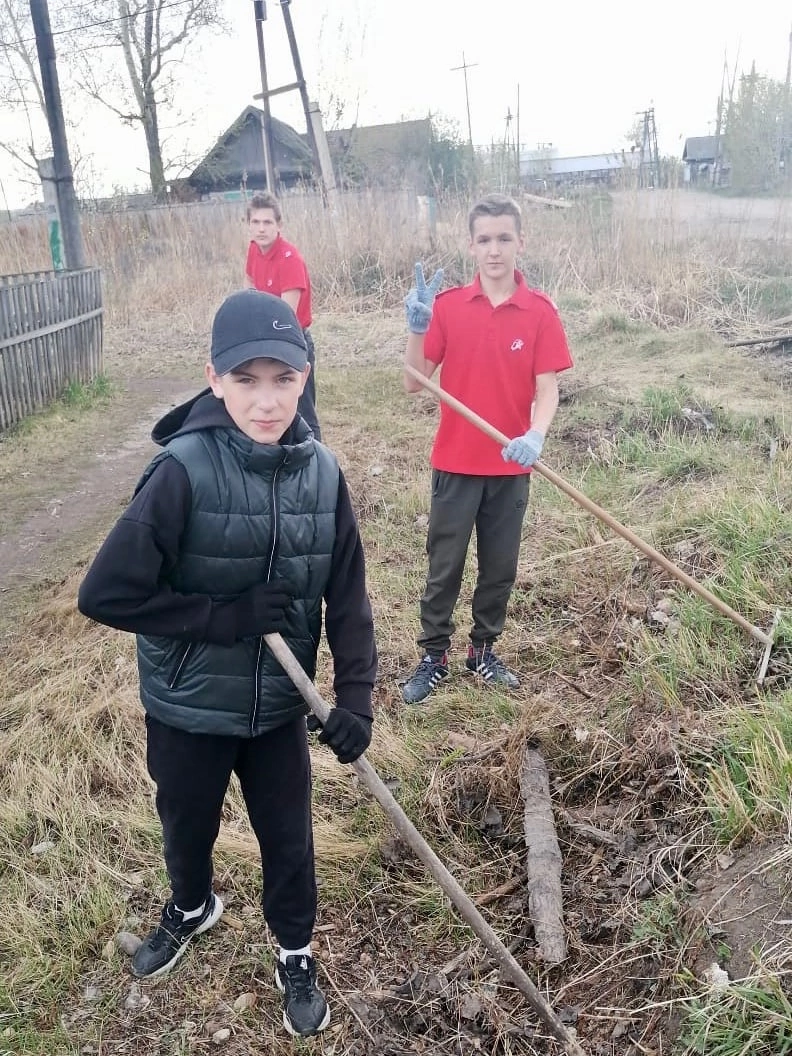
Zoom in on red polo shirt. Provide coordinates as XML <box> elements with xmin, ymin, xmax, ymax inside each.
<box><xmin>245</xmin><ymin>234</ymin><xmax>313</xmax><ymax>328</ymax></box>
<box><xmin>423</xmin><ymin>271</ymin><xmax>573</xmax><ymax>475</ymax></box>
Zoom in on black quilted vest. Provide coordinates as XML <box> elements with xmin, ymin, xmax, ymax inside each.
<box><xmin>136</xmin><ymin>426</ymin><xmax>339</xmax><ymax>737</ymax></box>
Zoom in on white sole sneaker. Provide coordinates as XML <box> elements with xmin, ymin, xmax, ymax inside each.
<box><xmin>132</xmin><ymin>893</ymin><xmax>224</xmax><ymax>980</ymax></box>
<box><xmin>274</xmin><ymin>958</ymin><xmax>331</xmax><ymax>1037</ymax></box>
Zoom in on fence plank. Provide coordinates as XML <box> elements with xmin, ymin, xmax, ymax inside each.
<box><xmin>0</xmin><ymin>268</ymin><xmax>103</xmax><ymax>432</ymax></box>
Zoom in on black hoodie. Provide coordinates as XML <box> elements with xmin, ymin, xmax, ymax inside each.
<box><xmin>78</xmin><ymin>391</ymin><xmax>376</xmax><ymax>718</ymax></box>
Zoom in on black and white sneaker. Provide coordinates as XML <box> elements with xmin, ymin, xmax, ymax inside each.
<box><xmin>130</xmin><ymin>893</ymin><xmax>223</xmax><ymax>979</ymax></box>
<box><xmin>465</xmin><ymin>645</ymin><xmax>520</xmax><ymax>688</ymax></box>
<box><xmin>401</xmin><ymin>652</ymin><xmax>449</xmax><ymax>704</ymax></box>
<box><xmin>275</xmin><ymin>954</ymin><xmax>330</xmax><ymax>1037</ymax></box>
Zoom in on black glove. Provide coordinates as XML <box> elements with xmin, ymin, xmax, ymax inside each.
<box><xmin>230</xmin><ymin>580</ymin><xmax>290</xmax><ymax>639</ymax></box>
<box><xmin>311</xmin><ymin>709</ymin><xmax>372</xmax><ymax>764</ymax></box>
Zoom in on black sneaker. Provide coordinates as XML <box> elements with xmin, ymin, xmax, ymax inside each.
<box><xmin>401</xmin><ymin>652</ymin><xmax>449</xmax><ymax>704</ymax></box>
<box><xmin>130</xmin><ymin>893</ymin><xmax>223</xmax><ymax>979</ymax></box>
<box><xmin>275</xmin><ymin>954</ymin><xmax>330</xmax><ymax>1037</ymax></box>
<box><xmin>465</xmin><ymin>645</ymin><xmax>520</xmax><ymax>688</ymax></box>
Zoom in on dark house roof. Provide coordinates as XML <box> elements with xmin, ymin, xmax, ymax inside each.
<box><xmin>187</xmin><ymin>106</ymin><xmax>314</xmax><ymax>193</ymax></box>
<box><xmin>187</xmin><ymin>108</ymin><xmax>434</xmax><ymax>195</ymax></box>
<box><xmin>321</xmin><ymin>118</ymin><xmax>433</xmax><ymax>187</ymax></box>
<box><xmin>682</xmin><ymin>136</ymin><xmax>718</xmax><ymax>163</ymax></box>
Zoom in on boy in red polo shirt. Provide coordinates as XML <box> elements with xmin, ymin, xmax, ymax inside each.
<box><xmin>401</xmin><ymin>193</ymin><xmax>573</xmax><ymax>704</ymax></box>
<box><xmin>245</xmin><ymin>192</ymin><xmax>320</xmax><ymax>439</ymax></box>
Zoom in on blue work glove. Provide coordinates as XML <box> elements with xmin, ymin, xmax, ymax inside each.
<box><xmin>307</xmin><ymin>709</ymin><xmax>372</xmax><ymax>764</ymax></box>
<box><xmin>404</xmin><ymin>262</ymin><xmax>444</xmax><ymax>334</ymax></box>
<box><xmin>502</xmin><ymin>428</ymin><xmax>545</xmax><ymax>468</ymax></box>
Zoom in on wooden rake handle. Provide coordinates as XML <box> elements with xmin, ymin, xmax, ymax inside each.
<box><xmin>404</xmin><ymin>364</ymin><xmax>772</xmax><ymax>648</ymax></box>
<box><xmin>263</xmin><ymin>631</ymin><xmax>588</xmax><ymax>1056</ymax></box>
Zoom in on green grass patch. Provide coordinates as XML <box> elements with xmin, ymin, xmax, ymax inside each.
<box><xmin>60</xmin><ymin>374</ymin><xmax>113</xmax><ymax>410</ymax></box>
<box><xmin>677</xmin><ymin>976</ymin><xmax>792</xmax><ymax>1055</ymax></box>
<box><xmin>702</xmin><ymin>694</ymin><xmax>792</xmax><ymax>842</ymax></box>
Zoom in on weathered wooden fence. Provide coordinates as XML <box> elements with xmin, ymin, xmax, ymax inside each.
<box><xmin>0</xmin><ymin>268</ymin><xmax>103</xmax><ymax>433</ymax></box>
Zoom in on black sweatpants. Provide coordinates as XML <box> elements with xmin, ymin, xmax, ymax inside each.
<box><xmin>417</xmin><ymin>470</ymin><xmax>530</xmax><ymax>655</ymax></box>
<box><xmin>145</xmin><ymin>714</ymin><xmax>316</xmax><ymax>950</ymax></box>
<box><xmin>298</xmin><ymin>328</ymin><xmax>321</xmax><ymax>440</ymax></box>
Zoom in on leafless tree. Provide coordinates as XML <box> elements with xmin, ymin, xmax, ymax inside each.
<box><xmin>0</xmin><ymin>1</ymin><xmax>93</xmax><ymax>204</ymax></box>
<box><xmin>72</xmin><ymin>0</ymin><xmax>224</xmax><ymax>197</ymax></box>
<box><xmin>0</xmin><ymin>0</ymin><xmax>48</xmax><ymax>185</ymax></box>
<box><xmin>314</xmin><ymin>6</ymin><xmax>365</xmax><ymax>131</ymax></box>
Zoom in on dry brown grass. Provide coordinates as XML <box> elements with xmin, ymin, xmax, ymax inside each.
<box><xmin>3</xmin><ymin>187</ymin><xmax>792</xmax><ymax>337</ymax></box>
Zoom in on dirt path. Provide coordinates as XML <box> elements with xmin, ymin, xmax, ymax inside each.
<box><xmin>0</xmin><ymin>308</ymin><xmax>404</xmax><ymax>623</ymax></box>
<box><xmin>0</xmin><ymin>374</ymin><xmax>197</xmax><ymax>601</ymax></box>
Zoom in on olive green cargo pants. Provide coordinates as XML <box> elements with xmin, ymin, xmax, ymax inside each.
<box><xmin>417</xmin><ymin>469</ymin><xmax>530</xmax><ymax>655</ymax></box>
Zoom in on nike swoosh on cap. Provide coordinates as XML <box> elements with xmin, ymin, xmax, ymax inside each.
<box><xmin>272</xmin><ymin>321</ymin><xmax>294</xmax><ymax>330</ymax></box>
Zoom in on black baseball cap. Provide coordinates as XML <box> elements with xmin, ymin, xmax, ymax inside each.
<box><xmin>211</xmin><ymin>290</ymin><xmax>308</xmax><ymax>375</ymax></box>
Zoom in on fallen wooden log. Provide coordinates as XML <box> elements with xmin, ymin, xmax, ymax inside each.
<box><xmin>725</xmin><ymin>333</ymin><xmax>792</xmax><ymax>348</ymax></box>
<box><xmin>521</xmin><ymin>746</ymin><xmax>568</xmax><ymax>965</ymax></box>
<box><xmin>521</xmin><ymin>192</ymin><xmax>574</xmax><ymax>209</ymax></box>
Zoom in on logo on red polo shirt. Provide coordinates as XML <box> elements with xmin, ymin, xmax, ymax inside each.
<box><xmin>510</xmin><ymin>338</ymin><xmax>524</xmax><ymax>351</ymax></box>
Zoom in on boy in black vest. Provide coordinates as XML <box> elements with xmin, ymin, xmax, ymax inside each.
<box><xmin>78</xmin><ymin>290</ymin><xmax>377</xmax><ymax>1038</ymax></box>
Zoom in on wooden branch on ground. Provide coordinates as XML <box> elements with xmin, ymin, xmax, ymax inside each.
<box><xmin>553</xmin><ymin>671</ymin><xmax>595</xmax><ymax>700</ymax></box>
<box><xmin>520</xmin><ymin>746</ymin><xmax>568</xmax><ymax>965</ymax></box>
<box><xmin>474</xmin><ymin>871</ymin><xmax>530</xmax><ymax>907</ymax></box>
<box><xmin>725</xmin><ymin>333</ymin><xmax>792</xmax><ymax>348</ymax></box>
<box><xmin>559</xmin><ymin>808</ymin><xmax>621</xmax><ymax>848</ymax></box>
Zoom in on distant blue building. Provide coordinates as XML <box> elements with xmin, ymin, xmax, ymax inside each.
<box><xmin>521</xmin><ymin>150</ymin><xmax>639</xmax><ymax>188</ymax></box>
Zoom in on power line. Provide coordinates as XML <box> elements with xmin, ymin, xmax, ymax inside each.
<box><xmin>0</xmin><ymin>0</ymin><xmax>197</xmax><ymax>50</ymax></box>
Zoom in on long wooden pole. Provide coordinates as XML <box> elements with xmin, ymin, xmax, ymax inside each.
<box><xmin>252</xmin><ymin>0</ymin><xmax>276</xmax><ymax>192</ymax></box>
<box><xmin>404</xmin><ymin>364</ymin><xmax>773</xmax><ymax>648</ymax></box>
<box><xmin>30</xmin><ymin>0</ymin><xmax>85</xmax><ymax>269</ymax></box>
<box><xmin>263</xmin><ymin>632</ymin><xmax>588</xmax><ymax>1056</ymax></box>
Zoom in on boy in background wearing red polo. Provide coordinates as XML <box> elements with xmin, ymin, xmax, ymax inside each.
<box><xmin>401</xmin><ymin>193</ymin><xmax>573</xmax><ymax>705</ymax></box>
<box><xmin>245</xmin><ymin>192</ymin><xmax>321</xmax><ymax>439</ymax></box>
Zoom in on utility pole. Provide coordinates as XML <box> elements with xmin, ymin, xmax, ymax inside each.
<box><xmin>503</xmin><ymin>107</ymin><xmax>516</xmax><ymax>191</ymax></box>
<box><xmin>712</xmin><ymin>55</ymin><xmax>728</xmax><ymax>187</ymax></box>
<box><xmin>251</xmin><ymin>0</ymin><xmax>336</xmax><ymax>208</ymax></box>
<box><xmin>782</xmin><ymin>24</ymin><xmax>792</xmax><ymax>184</ymax></box>
<box><xmin>252</xmin><ymin>1</ymin><xmax>276</xmax><ymax>192</ymax></box>
<box><xmin>516</xmin><ymin>82</ymin><xmax>521</xmax><ymax>189</ymax></box>
<box><xmin>636</xmin><ymin>107</ymin><xmax>660</xmax><ymax>189</ymax></box>
<box><xmin>29</xmin><ymin>0</ymin><xmax>85</xmax><ymax>269</ymax></box>
<box><xmin>279</xmin><ymin>0</ymin><xmax>319</xmax><ymax>165</ymax></box>
<box><xmin>451</xmin><ymin>52</ymin><xmax>477</xmax><ymax>145</ymax></box>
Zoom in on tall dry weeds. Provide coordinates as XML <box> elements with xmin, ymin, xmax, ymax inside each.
<box><xmin>3</xmin><ymin>188</ymin><xmax>792</xmax><ymax>334</ymax></box>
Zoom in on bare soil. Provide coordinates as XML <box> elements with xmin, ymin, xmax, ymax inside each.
<box><xmin>689</xmin><ymin>844</ymin><xmax>792</xmax><ymax>980</ymax></box>
<box><xmin>0</xmin><ymin>375</ymin><xmax>194</xmax><ymax>594</ymax></box>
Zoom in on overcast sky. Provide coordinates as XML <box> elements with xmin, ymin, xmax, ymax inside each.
<box><xmin>1</xmin><ymin>0</ymin><xmax>790</xmax><ymax>208</ymax></box>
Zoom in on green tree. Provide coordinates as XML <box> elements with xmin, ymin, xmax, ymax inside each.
<box><xmin>428</xmin><ymin>116</ymin><xmax>476</xmax><ymax>194</ymax></box>
<box><xmin>724</xmin><ymin>64</ymin><xmax>786</xmax><ymax>193</ymax></box>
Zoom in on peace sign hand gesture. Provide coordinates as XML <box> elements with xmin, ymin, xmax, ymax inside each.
<box><xmin>404</xmin><ymin>262</ymin><xmax>444</xmax><ymax>334</ymax></box>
